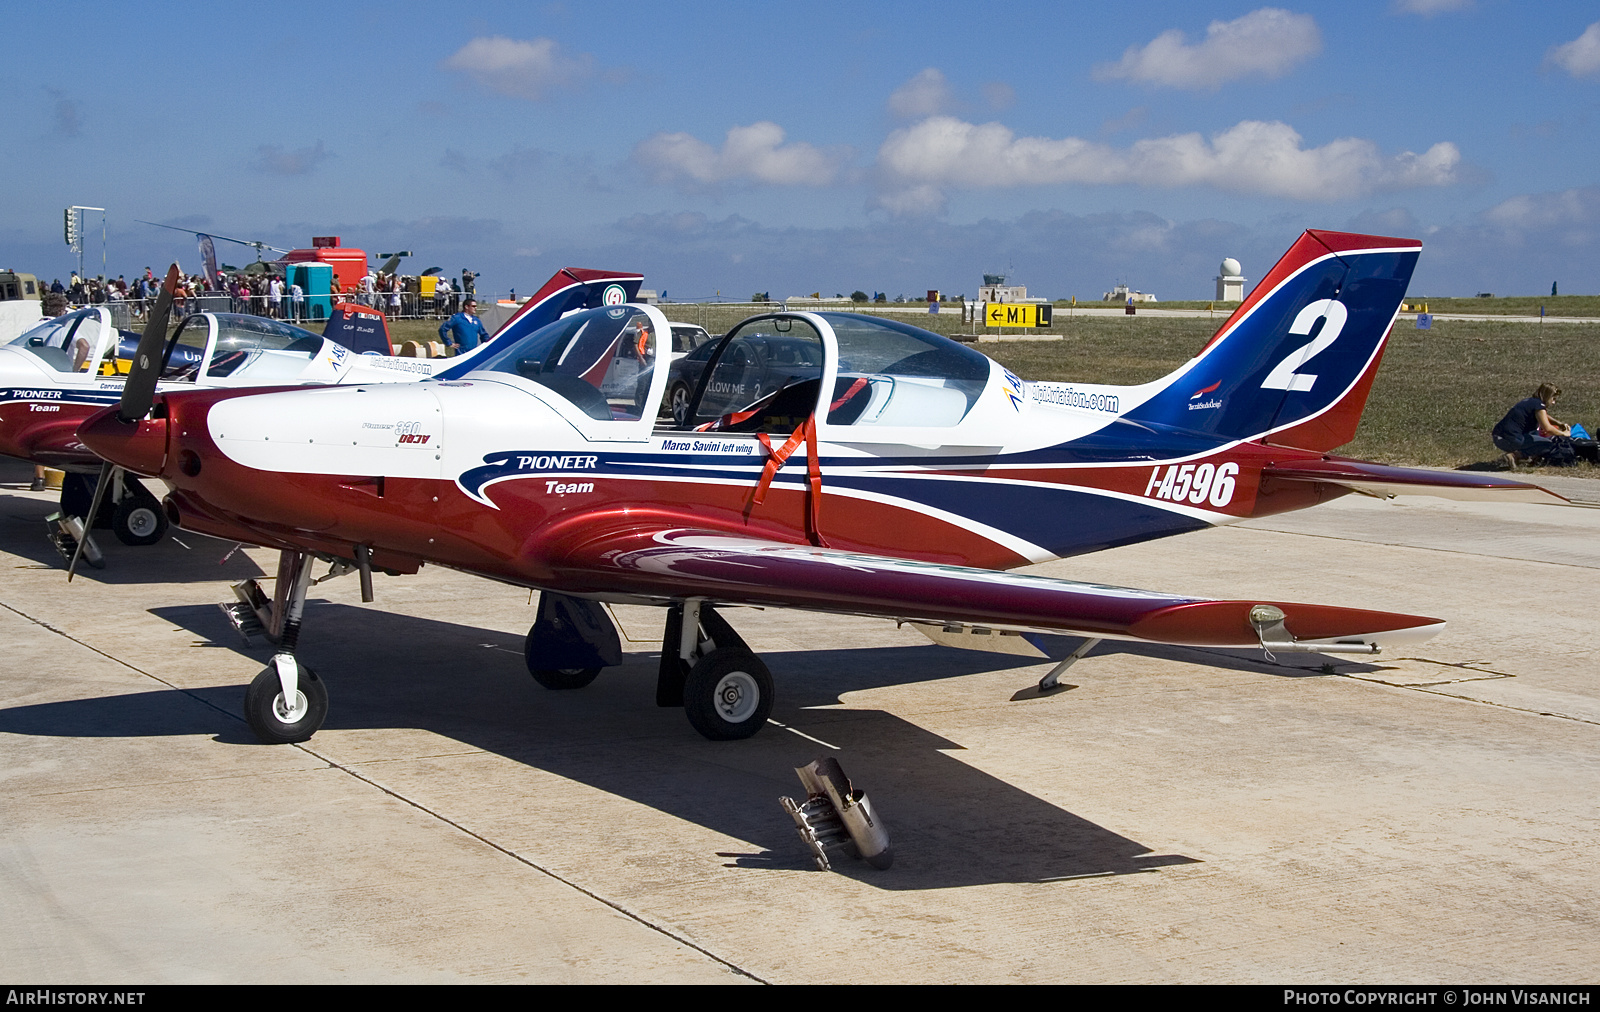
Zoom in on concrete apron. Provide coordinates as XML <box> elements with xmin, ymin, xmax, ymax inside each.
<box><xmin>1</xmin><ymin>457</ymin><xmax>1596</xmax><ymax>983</ymax></box>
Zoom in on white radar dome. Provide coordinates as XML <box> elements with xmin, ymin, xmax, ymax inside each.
<box><xmin>1220</xmin><ymin>258</ymin><xmax>1242</xmax><ymax>277</ymax></box>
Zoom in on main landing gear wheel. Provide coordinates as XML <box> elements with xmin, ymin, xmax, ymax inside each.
<box><xmin>111</xmin><ymin>488</ymin><xmax>167</xmax><ymax>546</ymax></box>
<box><xmin>684</xmin><ymin>647</ymin><xmax>773</xmax><ymax>741</ymax></box>
<box><xmin>244</xmin><ymin>664</ymin><xmax>329</xmax><ymax>744</ymax></box>
<box><xmin>523</xmin><ymin>594</ymin><xmax>619</xmax><ymax>689</ymax></box>
<box><xmin>528</xmin><ymin>666</ymin><xmax>601</xmax><ymax>690</ymax></box>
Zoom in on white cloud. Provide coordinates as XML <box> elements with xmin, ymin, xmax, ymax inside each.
<box><xmin>888</xmin><ymin>68</ymin><xmax>953</xmax><ymax>118</ymax></box>
<box><xmin>633</xmin><ymin>122</ymin><xmax>849</xmax><ymax>187</ymax></box>
<box><xmin>1391</xmin><ymin>0</ymin><xmax>1472</xmax><ymax>14</ymax></box>
<box><xmin>872</xmin><ymin>184</ymin><xmax>948</xmax><ymax>217</ymax></box>
<box><xmin>441</xmin><ymin>36</ymin><xmax>594</xmax><ymax>100</ymax></box>
<box><xmin>252</xmin><ymin>141</ymin><xmax>332</xmax><ymax>176</ymax></box>
<box><xmin>876</xmin><ymin>116</ymin><xmax>1459</xmax><ymax>207</ymax></box>
<box><xmin>1546</xmin><ymin>22</ymin><xmax>1600</xmax><ymax>78</ymax></box>
<box><xmin>1485</xmin><ymin>187</ymin><xmax>1600</xmax><ymax>231</ymax></box>
<box><xmin>1094</xmin><ymin>8</ymin><xmax>1321</xmax><ymax>90</ymax></box>
<box><xmin>981</xmin><ymin>81</ymin><xmax>1016</xmax><ymax>112</ymax></box>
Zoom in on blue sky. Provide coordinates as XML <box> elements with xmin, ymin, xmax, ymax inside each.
<box><xmin>4</xmin><ymin>0</ymin><xmax>1599</xmax><ymax>300</ymax></box>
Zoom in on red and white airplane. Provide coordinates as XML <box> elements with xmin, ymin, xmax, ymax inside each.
<box><xmin>0</xmin><ymin>266</ymin><xmax>641</xmax><ymax>554</ymax></box>
<box><xmin>78</xmin><ymin>230</ymin><xmax>1558</xmax><ymax>745</ymax></box>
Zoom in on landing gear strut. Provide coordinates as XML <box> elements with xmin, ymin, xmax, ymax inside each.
<box><xmin>238</xmin><ymin>550</ymin><xmax>329</xmax><ymax>744</ymax></box>
<box><xmin>659</xmin><ymin>601</ymin><xmax>773</xmax><ymax>741</ymax></box>
<box><xmin>523</xmin><ymin>592</ymin><xmax>621</xmax><ymax>689</ymax></box>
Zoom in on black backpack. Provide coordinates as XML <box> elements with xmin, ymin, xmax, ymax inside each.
<box><xmin>1537</xmin><ymin>434</ymin><xmax>1579</xmax><ymax>467</ymax></box>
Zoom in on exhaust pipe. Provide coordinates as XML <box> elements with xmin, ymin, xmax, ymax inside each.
<box><xmin>781</xmin><ymin>757</ymin><xmax>892</xmax><ymax>871</ymax></box>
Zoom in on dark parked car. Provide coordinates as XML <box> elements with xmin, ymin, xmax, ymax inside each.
<box><xmin>664</xmin><ymin>331</ymin><xmax>823</xmax><ymax>426</ymax></box>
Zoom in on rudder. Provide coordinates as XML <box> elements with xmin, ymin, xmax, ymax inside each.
<box><xmin>1123</xmin><ymin>230</ymin><xmax>1420</xmax><ymax>452</ymax></box>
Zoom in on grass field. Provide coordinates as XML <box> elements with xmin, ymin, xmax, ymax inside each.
<box><xmin>973</xmin><ymin>315</ymin><xmax>1600</xmax><ymax>469</ymax></box>
<box><xmin>1065</xmin><ymin>296</ymin><xmax>1600</xmax><ymax>316</ymax></box>
<box><xmin>386</xmin><ymin>309</ymin><xmax>1600</xmax><ymax>473</ymax></box>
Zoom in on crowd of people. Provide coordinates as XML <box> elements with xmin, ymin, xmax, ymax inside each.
<box><xmin>45</xmin><ymin>266</ymin><xmax>477</xmax><ymax>323</ymax></box>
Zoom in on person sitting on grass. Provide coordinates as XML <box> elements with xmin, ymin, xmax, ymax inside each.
<box><xmin>1492</xmin><ymin>382</ymin><xmax>1570</xmax><ymax>469</ymax></box>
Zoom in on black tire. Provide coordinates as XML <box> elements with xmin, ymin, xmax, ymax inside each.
<box><xmin>244</xmin><ymin>663</ymin><xmax>329</xmax><ymax>744</ymax></box>
<box><xmin>668</xmin><ymin>382</ymin><xmax>692</xmax><ymax>425</ymax></box>
<box><xmin>111</xmin><ymin>489</ymin><xmax>167</xmax><ymax>546</ymax></box>
<box><xmin>529</xmin><ymin>666</ymin><xmax>601</xmax><ymax>690</ymax></box>
<box><xmin>523</xmin><ymin>620</ymin><xmax>603</xmax><ymax>689</ymax></box>
<box><xmin>684</xmin><ymin>647</ymin><xmax>773</xmax><ymax>741</ymax></box>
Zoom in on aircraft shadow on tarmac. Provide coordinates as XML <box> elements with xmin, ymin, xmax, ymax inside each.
<box><xmin>0</xmin><ymin>486</ymin><xmax>265</xmax><ymax>584</ymax></box>
<box><xmin>0</xmin><ymin>598</ymin><xmax>1211</xmax><ymax>890</ymax></box>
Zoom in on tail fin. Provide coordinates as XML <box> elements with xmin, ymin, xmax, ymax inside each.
<box><xmin>323</xmin><ymin>302</ymin><xmax>392</xmax><ymax>355</ymax></box>
<box><xmin>489</xmin><ymin>268</ymin><xmax>645</xmax><ymax>343</ymax></box>
<box><xmin>1124</xmin><ymin>230</ymin><xmax>1420</xmax><ymax>452</ymax></box>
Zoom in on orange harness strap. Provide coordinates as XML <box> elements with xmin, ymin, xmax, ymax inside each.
<box><xmin>751</xmin><ymin>414</ymin><xmax>827</xmax><ymax>546</ymax></box>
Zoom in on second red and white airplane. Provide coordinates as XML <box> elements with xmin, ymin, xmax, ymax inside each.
<box><xmin>78</xmin><ymin>230</ymin><xmax>1560</xmax><ymax>744</ymax></box>
<box><xmin>1</xmin><ymin>266</ymin><xmax>642</xmax><ymax>554</ymax></box>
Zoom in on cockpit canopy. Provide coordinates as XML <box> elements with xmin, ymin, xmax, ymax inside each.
<box><xmin>677</xmin><ymin>312</ymin><xmax>992</xmax><ymax>432</ymax></box>
<box><xmin>8</xmin><ymin>309</ymin><xmax>328</xmax><ymax>383</ymax></box>
<box><xmin>9</xmin><ymin>308</ymin><xmax>130</xmax><ymax>374</ymax></box>
<box><xmin>452</xmin><ymin>306</ymin><xmax>995</xmax><ymax>433</ymax></box>
<box><xmin>165</xmin><ymin>314</ymin><xmax>325</xmax><ymax>380</ymax></box>
<box><xmin>462</xmin><ymin>305</ymin><xmax>660</xmax><ymax>421</ymax></box>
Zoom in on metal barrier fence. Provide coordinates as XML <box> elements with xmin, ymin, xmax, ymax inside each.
<box><xmin>68</xmin><ymin>295</ymin><xmax>949</xmax><ymax>337</ymax></box>
<box><xmin>78</xmin><ymin>291</ymin><xmax>489</xmax><ymax>331</ymax></box>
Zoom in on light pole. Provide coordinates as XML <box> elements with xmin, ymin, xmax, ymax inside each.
<box><xmin>64</xmin><ymin>206</ymin><xmax>106</xmax><ymax>280</ymax></box>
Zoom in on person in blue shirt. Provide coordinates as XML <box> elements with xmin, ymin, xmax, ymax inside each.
<box><xmin>438</xmin><ymin>298</ymin><xmax>490</xmax><ymax>355</ymax></box>
<box><xmin>1492</xmin><ymin>382</ymin><xmax>1570</xmax><ymax>468</ymax></box>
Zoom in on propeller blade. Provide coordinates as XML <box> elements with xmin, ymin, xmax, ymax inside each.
<box><xmin>66</xmin><ymin>462</ymin><xmax>115</xmax><ymax>582</ymax></box>
<box><xmin>119</xmin><ymin>263</ymin><xmax>180</xmax><ymax>423</ymax></box>
<box><xmin>136</xmin><ymin>220</ymin><xmax>291</xmax><ymax>255</ymax></box>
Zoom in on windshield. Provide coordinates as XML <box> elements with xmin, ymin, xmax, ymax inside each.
<box><xmin>818</xmin><ymin>313</ymin><xmax>991</xmax><ymax>427</ymax></box>
<box><xmin>203</xmin><ymin>315</ymin><xmax>324</xmax><ymax>379</ymax></box>
<box><xmin>158</xmin><ymin>315</ymin><xmax>210</xmax><ymax>380</ymax></box>
<box><xmin>467</xmin><ymin>305</ymin><xmax>661</xmax><ymax>422</ymax></box>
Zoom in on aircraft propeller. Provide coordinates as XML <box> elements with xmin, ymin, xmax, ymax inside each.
<box><xmin>67</xmin><ymin>263</ymin><xmax>180</xmax><ymax>581</ymax></box>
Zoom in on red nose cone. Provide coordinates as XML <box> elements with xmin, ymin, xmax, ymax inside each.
<box><xmin>79</xmin><ymin>406</ymin><xmax>169</xmax><ymax>476</ymax></box>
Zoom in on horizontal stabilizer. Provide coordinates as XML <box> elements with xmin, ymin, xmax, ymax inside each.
<box><xmin>1263</xmin><ymin>458</ymin><xmax>1567</xmax><ymax>504</ymax></box>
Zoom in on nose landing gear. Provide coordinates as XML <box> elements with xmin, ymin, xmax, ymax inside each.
<box><xmin>223</xmin><ymin>550</ymin><xmax>330</xmax><ymax>745</ymax></box>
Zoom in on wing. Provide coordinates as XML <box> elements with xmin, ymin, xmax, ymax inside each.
<box><xmin>540</xmin><ymin>521</ymin><xmax>1443</xmax><ymax>653</ymax></box>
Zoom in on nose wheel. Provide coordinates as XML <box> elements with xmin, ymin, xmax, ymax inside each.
<box><xmin>236</xmin><ymin>550</ymin><xmax>329</xmax><ymax>744</ymax></box>
<box><xmin>244</xmin><ymin>662</ymin><xmax>329</xmax><ymax>744</ymax></box>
